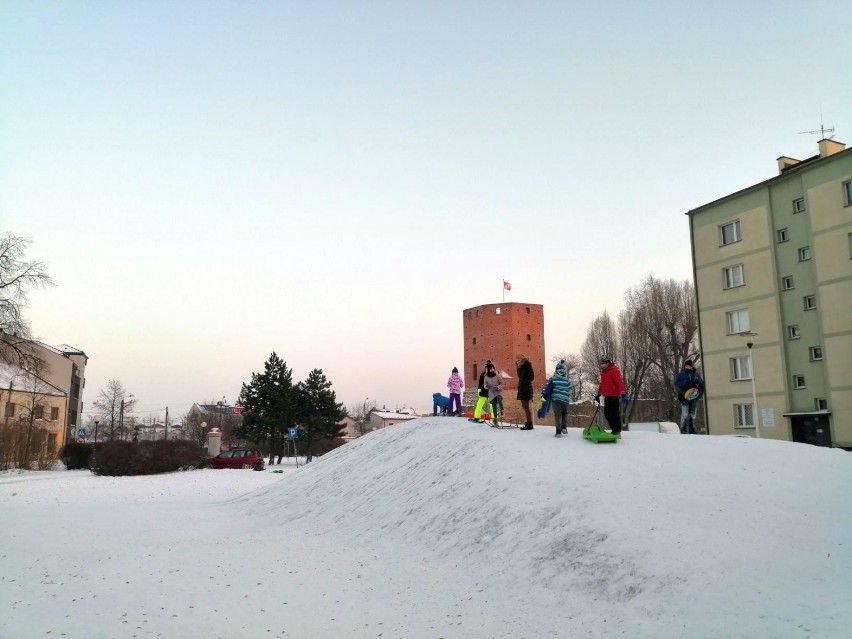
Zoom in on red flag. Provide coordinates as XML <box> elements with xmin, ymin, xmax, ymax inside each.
<box><xmin>503</xmin><ymin>280</ymin><xmax>511</xmax><ymax>291</ymax></box>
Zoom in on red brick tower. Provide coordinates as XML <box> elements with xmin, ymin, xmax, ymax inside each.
<box><xmin>462</xmin><ymin>302</ymin><xmax>546</xmax><ymax>398</ymax></box>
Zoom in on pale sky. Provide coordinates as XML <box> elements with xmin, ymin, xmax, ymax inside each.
<box><xmin>3</xmin><ymin>1</ymin><xmax>850</xmax><ymax>419</ymax></box>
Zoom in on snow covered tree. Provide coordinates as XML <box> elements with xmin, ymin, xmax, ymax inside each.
<box><xmin>295</xmin><ymin>369</ymin><xmax>346</xmax><ymax>463</ymax></box>
<box><xmin>235</xmin><ymin>352</ymin><xmax>296</xmax><ymax>466</ymax></box>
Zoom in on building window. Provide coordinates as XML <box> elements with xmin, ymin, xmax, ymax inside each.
<box><xmin>473</xmin><ymin>364</ymin><xmax>478</xmax><ymax>381</ymax></box>
<box><xmin>495</xmin><ymin>307</ymin><xmax>501</xmax><ymax>315</ymax></box>
<box><xmin>47</xmin><ymin>433</ymin><xmax>57</xmax><ymax>454</ymax></box>
<box><xmin>51</xmin><ymin>406</ymin><xmax>59</xmax><ymax>420</ymax></box>
<box><xmin>803</xmin><ymin>295</ymin><xmax>816</xmax><ymax>310</ymax></box>
<box><xmin>848</xmin><ymin>233</ymin><xmax>852</xmax><ymax>259</ymax></box>
<box><xmin>797</xmin><ymin>246</ymin><xmax>811</xmax><ymax>261</ymax></box>
<box><xmin>787</xmin><ymin>325</ymin><xmax>800</xmax><ymax>339</ymax></box>
<box><xmin>815</xmin><ymin>398</ymin><xmax>828</xmax><ymax>411</ymax></box>
<box><xmin>525</xmin><ymin>307</ymin><xmax>530</xmax><ymax>314</ymax></box>
<box><xmin>793</xmin><ymin>375</ymin><xmax>806</xmax><ymax>389</ymax></box>
<box><xmin>472</xmin><ymin>337</ymin><xmax>477</xmax><ymax>345</ymax></box>
<box><xmin>726</xmin><ymin>309</ymin><xmax>750</xmax><ymax>334</ymax></box>
<box><xmin>844</xmin><ymin>180</ymin><xmax>852</xmax><ymax>206</ymax></box>
<box><xmin>793</xmin><ymin>197</ymin><xmax>806</xmax><ymax>213</ymax></box>
<box><xmin>476</xmin><ymin>310</ymin><xmax>480</xmax><ymax>317</ymax></box>
<box><xmin>809</xmin><ymin>346</ymin><xmax>823</xmax><ymax>361</ymax></box>
<box><xmin>777</xmin><ymin>228</ymin><xmax>789</xmax><ymax>243</ymax></box>
<box><xmin>720</xmin><ymin>221</ymin><xmax>741</xmax><ymax>246</ymax></box>
<box><xmin>4</xmin><ymin>402</ymin><xmax>14</xmax><ymax>418</ymax></box>
<box><xmin>34</xmin><ymin>405</ymin><xmax>44</xmax><ymax>419</ymax></box>
<box><xmin>723</xmin><ymin>264</ymin><xmax>745</xmax><ymax>289</ymax></box>
<box><xmin>734</xmin><ymin>403</ymin><xmax>754</xmax><ymax>428</ymax></box>
<box><xmin>730</xmin><ymin>356</ymin><xmax>752</xmax><ymax>381</ymax></box>
<box><xmin>781</xmin><ymin>276</ymin><xmax>795</xmax><ymax>291</ymax></box>
<box><xmin>526</xmin><ymin>334</ymin><xmax>531</xmax><ymax>341</ymax></box>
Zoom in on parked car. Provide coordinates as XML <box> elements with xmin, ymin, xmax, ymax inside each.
<box><xmin>208</xmin><ymin>448</ymin><xmax>265</xmax><ymax>471</ymax></box>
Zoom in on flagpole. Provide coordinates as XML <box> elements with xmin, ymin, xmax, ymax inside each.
<box><xmin>502</xmin><ymin>279</ymin><xmax>505</xmax><ymax>303</ymax></box>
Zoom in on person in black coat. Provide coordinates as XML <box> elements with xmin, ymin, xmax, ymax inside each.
<box><xmin>515</xmin><ymin>354</ymin><xmax>535</xmax><ymax>430</ymax></box>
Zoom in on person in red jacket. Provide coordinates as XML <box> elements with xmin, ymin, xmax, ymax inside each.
<box><xmin>595</xmin><ymin>356</ymin><xmax>627</xmax><ymax>437</ymax></box>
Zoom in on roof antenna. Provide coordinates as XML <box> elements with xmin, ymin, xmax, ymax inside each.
<box><xmin>798</xmin><ymin>109</ymin><xmax>835</xmax><ymax>140</ymax></box>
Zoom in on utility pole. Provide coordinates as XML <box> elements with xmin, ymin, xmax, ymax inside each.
<box><xmin>164</xmin><ymin>406</ymin><xmax>169</xmax><ymax>440</ymax></box>
<box><xmin>119</xmin><ymin>399</ymin><xmax>125</xmax><ymax>441</ymax></box>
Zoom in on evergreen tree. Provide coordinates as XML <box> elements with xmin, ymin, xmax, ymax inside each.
<box><xmin>235</xmin><ymin>352</ymin><xmax>295</xmax><ymax>465</ymax></box>
<box><xmin>295</xmin><ymin>368</ymin><xmax>346</xmax><ymax>462</ymax></box>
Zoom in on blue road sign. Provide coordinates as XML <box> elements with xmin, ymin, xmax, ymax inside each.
<box><xmin>287</xmin><ymin>427</ymin><xmax>298</xmax><ymax>440</ymax></box>
<box><xmin>77</xmin><ymin>429</ymin><xmax>86</xmax><ymax>437</ymax></box>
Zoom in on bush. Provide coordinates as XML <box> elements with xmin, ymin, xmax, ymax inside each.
<box><xmin>60</xmin><ymin>442</ymin><xmax>94</xmax><ymax>470</ymax></box>
<box><xmin>90</xmin><ymin>440</ymin><xmax>207</xmax><ymax>476</ymax></box>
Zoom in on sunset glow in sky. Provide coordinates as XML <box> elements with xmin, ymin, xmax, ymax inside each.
<box><xmin>3</xmin><ymin>1</ymin><xmax>850</xmax><ymax>418</ymax></box>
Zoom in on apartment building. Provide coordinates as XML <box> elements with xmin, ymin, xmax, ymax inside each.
<box><xmin>688</xmin><ymin>139</ymin><xmax>852</xmax><ymax>447</ymax></box>
<box><xmin>31</xmin><ymin>341</ymin><xmax>88</xmax><ymax>443</ymax></box>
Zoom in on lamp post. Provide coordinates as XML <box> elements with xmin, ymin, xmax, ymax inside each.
<box><xmin>93</xmin><ymin>414</ymin><xmax>101</xmax><ymax>443</ymax></box>
<box><xmin>743</xmin><ymin>335</ymin><xmax>760</xmax><ymax>439</ymax></box>
<box><xmin>201</xmin><ymin>421</ymin><xmax>207</xmax><ymax>447</ymax></box>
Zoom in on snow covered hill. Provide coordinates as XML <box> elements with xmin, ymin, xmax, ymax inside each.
<box><xmin>2</xmin><ymin>418</ymin><xmax>851</xmax><ymax>638</ymax></box>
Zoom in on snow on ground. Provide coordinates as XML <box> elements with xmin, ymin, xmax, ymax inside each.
<box><xmin>2</xmin><ymin>418</ymin><xmax>851</xmax><ymax>639</ymax></box>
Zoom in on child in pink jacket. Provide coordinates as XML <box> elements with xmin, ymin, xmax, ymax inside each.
<box><xmin>447</xmin><ymin>367</ymin><xmax>464</xmax><ymax>416</ymax></box>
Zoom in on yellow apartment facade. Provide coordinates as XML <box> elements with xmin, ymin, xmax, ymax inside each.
<box><xmin>688</xmin><ymin>139</ymin><xmax>852</xmax><ymax>448</ymax></box>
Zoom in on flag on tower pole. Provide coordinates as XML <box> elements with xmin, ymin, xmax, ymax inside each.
<box><xmin>502</xmin><ymin>280</ymin><xmax>511</xmax><ymax>302</ymax></box>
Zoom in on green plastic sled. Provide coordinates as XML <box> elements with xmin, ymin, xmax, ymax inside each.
<box><xmin>583</xmin><ymin>423</ymin><xmax>619</xmax><ymax>443</ymax></box>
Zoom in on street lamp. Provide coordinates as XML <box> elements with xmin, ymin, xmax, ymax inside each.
<box><xmin>201</xmin><ymin>421</ymin><xmax>207</xmax><ymax>446</ymax></box>
<box><xmin>742</xmin><ymin>333</ymin><xmax>760</xmax><ymax>439</ymax></box>
<box><xmin>93</xmin><ymin>414</ymin><xmax>102</xmax><ymax>443</ymax></box>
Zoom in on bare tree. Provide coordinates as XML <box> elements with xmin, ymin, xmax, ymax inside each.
<box><xmin>92</xmin><ymin>380</ymin><xmax>137</xmax><ymax>441</ymax></box>
<box><xmin>580</xmin><ymin>311</ymin><xmax>619</xmax><ymax>400</ymax></box>
<box><xmin>348</xmin><ymin>398</ymin><xmax>377</xmax><ymax>434</ymax></box>
<box><xmin>577</xmin><ymin>275</ymin><xmax>701</xmax><ymax>427</ymax></box>
<box><xmin>616</xmin><ymin>308</ymin><xmax>655</xmax><ymax>425</ymax></box>
<box><xmin>549</xmin><ymin>352</ymin><xmax>587</xmax><ymax>402</ymax></box>
<box><xmin>0</xmin><ymin>234</ymin><xmax>54</xmax><ymax>369</ymax></box>
<box><xmin>625</xmin><ymin>276</ymin><xmax>700</xmax><ymax>409</ymax></box>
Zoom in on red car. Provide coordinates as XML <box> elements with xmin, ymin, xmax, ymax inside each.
<box><xmin>208</xmin><ymin>448</ymin><xmax>265</xmax><ymax>471</ymax></box>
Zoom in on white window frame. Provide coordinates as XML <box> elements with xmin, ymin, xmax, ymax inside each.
<box><xmin>787</xmin><ymin>324</ymin><xmax>800</xmax><ymax>340</ymax></box>
<box><xmin>730</xmin><ymin>356</ymin><xmax>752</xmax><ymax>381</ymax></box>
<box><xmin>734</xmin><ymin>403</ymin><xmax>754</xmax><ymax>428</ymax></box>
<box><xmin>809</xmin><ymin>346</ymin><xmax>823</xmax><ymax>361</ymax></box>
<box><xmin>793</xmin><ymin>197</ymin><xmax>806</xmax><ymax>213</ymax></box>
<box><xmin>792</xmin><ymin>375</ymin><xmax>806</xmax><ymax>390</ymax></box>
<box><xmin>782</xmin><ymin>275</ymin><xmax>795</xmax><ymax>291</ymax></box>
<box><xmin>723</xmin><ymin>264</ymin><xmax>745</xmax><ymax>289</ymax></box>
<box><xmin>777</xmin><ymin>228</ymin><xmax>789</xmax><ymax>243</ymax></box>
<box><xmin>844</xmin><ymin>180</ymin><xmax>852</xmax><ymax>207</ymax></box>
<box><xmin>720</xmin><ymin>221</ymin><xmax>741</xmax><ymax>246</ymax></box>
<box><xmin>798</xmin><ymin>246</ymin><xmax>811</xmax><ymax>261</ymax></box>
<box><xmin>726</xmin><ymin>309</ymin><xmax>750</xmax><ymax>335</ymax></box>
<box><xmin>815</xmin><ymin>398</ymin><xmax>828</xmax><ymax>411</ymax></box>
<box><xmin>804</xmin><ymin>295</ymin><xmax>816</xmax><ymax>310</ymax></box>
